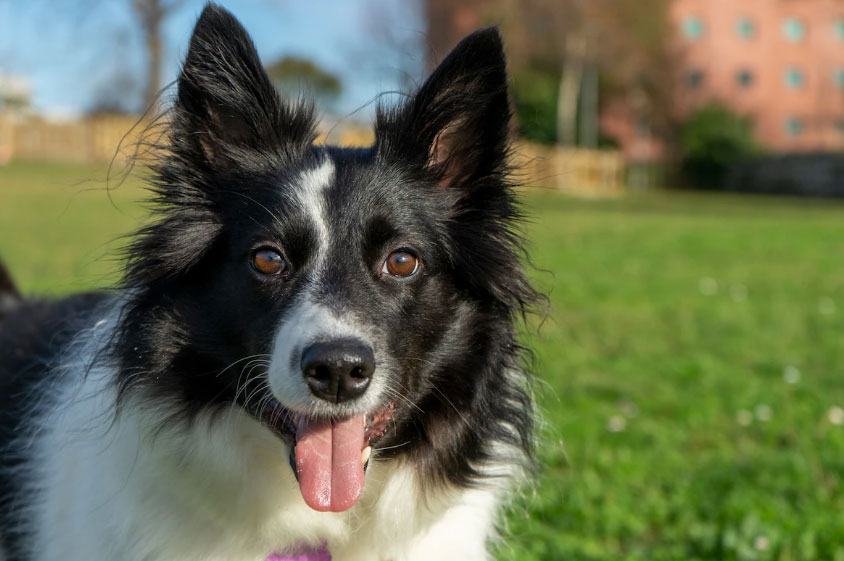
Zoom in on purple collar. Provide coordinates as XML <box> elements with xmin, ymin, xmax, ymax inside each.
<box><xmin>267</xmin><ymin>547</ymin><xmax>331</xmax><ymax>561</ymax></box>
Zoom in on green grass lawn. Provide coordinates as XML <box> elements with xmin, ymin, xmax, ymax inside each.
<box><xmin>1</xmin><ymin>162</ymin><xmax>843</xmax><ymax>560</ymax></box>
<box><xmin>0</xmin><ymin>161</ymin><xmax>148</xmax><ymax>294</ymax></box>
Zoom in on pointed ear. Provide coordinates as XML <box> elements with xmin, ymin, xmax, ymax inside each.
<box><xmin>376</xmin><ymin>27</ymin><xmax>511</xmax><ymax>189</ymax></box>
<box><xmin>173</xmin><ymin>4</ymin><xmax>315</xmax><ymax>167</ymax></box>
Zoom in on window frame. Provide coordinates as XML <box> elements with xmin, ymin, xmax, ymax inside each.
<box><xmin>682</xmin><ymin>16</ymin><xmax>705</xmax><ymax>41</ymax></box>
<box><xmin>782</xmin><ymin>17</ymin><xmax>806</xmax><ymax>43</ymax></box>
<box><xmin>736</xmin><ymin>17</ymin><xmax>755</xmax><ymax>40</ymax></box>
<box><xmin>783</xmin><ymin>67</ymin><xmax>805</xmax><ymax>90</ymax></box>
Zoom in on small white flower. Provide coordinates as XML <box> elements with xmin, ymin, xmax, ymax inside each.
<box><xmin>699</xmin><ymin>277</ymin><xmax>719</xmax><ymax>296</ymax></box>
<box><xmin>818</xmin><ymin>297</ymin><xmax>836</xmax><ymax>316</ymax></box>
<box><xmin>736</xmin><ymin>409</ymin><xmax>753</xmax><ymax>426</ymax></box>
<box><xmin>618</xmin><ymin>399</ymin><xmax>638</xmax><ymax>418</ymax></box>
<box><xmin>607</xmin><ymin>415</ymin><xmax>627</xmax><ymax>432</ymax></box>
<box><xmin>828</xmin><ymin>406</ymin><xmax>844</xmax><ymax>426</ymax></box>
<box><xmin>754</xmin><ymin>536</ymin><xmax>770</xmax><ymax>551</ymax></box>
<box><xmin>783</xmin><ymin>365</ymin><xmax>801</xmax><ymax>384</ymax></box>
<box><xmin>755</xmin><ymin>404</ymin><xmax>772</xmax><ymax>422</ymax></box>
<box><xmin>730</xmin><ymin>284</ymin><xmax>748</xmax><ymax>302</ymax></box>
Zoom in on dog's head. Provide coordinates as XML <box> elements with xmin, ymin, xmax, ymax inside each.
<box><xmin>117</xmin><ymin>4</ymin><xmax>536</xmax><ymax>512</ymax></box>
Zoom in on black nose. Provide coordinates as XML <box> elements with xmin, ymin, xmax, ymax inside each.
<box><xmin>301</xmin><ymin>339</ymin><xmax>375</xmax><ymax>403</ymax></box>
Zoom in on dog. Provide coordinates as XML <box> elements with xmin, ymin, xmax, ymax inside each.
<box><xmin>0</xmin><ymin>4</ymin><xmax>538</xmax><ymax>560</ymax></box>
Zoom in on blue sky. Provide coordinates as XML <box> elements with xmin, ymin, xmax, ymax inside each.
<box><xmin>0</xmin><ymin>0</ymin><xmax>426</xmax><ymax>119</ymax></box>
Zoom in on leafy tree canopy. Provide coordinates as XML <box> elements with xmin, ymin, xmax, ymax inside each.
<box><xmin>265</xmin><ymin>56</ymin><xmax>342</xmax><ymax>107</ymax></box>
<box><xmin>679</xmin><ymin>104</ymin><xmax>760</xmax><ymax>189</ymax></box>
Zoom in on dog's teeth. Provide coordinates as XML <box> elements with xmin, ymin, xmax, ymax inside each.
<box><xmin>361</xmin><ymin>446</ymin><xmax>371</xmax><ymax>466</ymax></box>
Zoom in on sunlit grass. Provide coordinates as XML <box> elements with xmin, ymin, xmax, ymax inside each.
<box><xmin>508</xmin><ymin>190</ymin><xmax>844</xmax><ymax>561</ymax></box>
<box><xmin>0</xmin><ymin>161</ymin><xmax>147</xmax><ymax>294</ymax></box>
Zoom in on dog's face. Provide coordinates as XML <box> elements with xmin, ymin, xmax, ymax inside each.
<box><xmin>118</xmin><ymin>4</ymin><xmax>535</xmax><ymax>512</ymax></box>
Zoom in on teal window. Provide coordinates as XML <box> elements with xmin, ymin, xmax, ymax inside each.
<box><xmin>836</xmin><ymin>20</ymin><xmax>844</xmax><ymax>40</ymax></box>
<box><xmin>783</xmin><ymin>18</ymin><xmax>805</xmax><ymax>42</ymax></box>
<box><xmin>685</xmin><ymin>69</ymin><xmax>704</xmax><ymax>88</ymax></box>
<box><xmin>682</xmin><ymin>16</ymin><xmax>705</xmax><ymax>40</ymax></box>
<box><xmin>784</xmin><ymin>67</ymin><xmax>804</xmax><ymax>89</ymax></box>
<box><xmin>736</xmin><ymin>18</ymin><xmax>755</xmax><ymax>39</ymax></box>
<box><xmin>737</xmin><ymin>69</ymin><xmax>754</xmax><ymax>88</ymax></box>
<box><xmin>785</xmin><ymin>117</ymin><xmax>804</xmax><ymax>137</ymax></box>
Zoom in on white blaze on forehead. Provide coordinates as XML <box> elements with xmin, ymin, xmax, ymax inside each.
<box><xmin>295</xmin><ymin>158</ymin><xmax>334</xmax><ymax>257</ymax></box>
<box><xmin>270</xmin><ymin>159</ymin><xmax>387</xmax><ymax>416</ymax></box>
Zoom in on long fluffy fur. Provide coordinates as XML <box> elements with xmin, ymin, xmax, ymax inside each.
<box><xmin>0</xmin><ymin>4</ymin><xmax>539</xmax><ymax>560</ymax></box>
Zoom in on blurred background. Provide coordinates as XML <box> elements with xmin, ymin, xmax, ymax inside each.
<box><xmin>1</xmin><ymin>0</ymin><xmax>843</xmax><ymax>559</ymax></box>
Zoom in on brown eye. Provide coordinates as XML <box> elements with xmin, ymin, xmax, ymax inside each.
<box><xmin>251</xmin><ymin>248</ymin><xmax>285</xmax><ymax>276</ymax></box>
<box><xmin>382</xmin><ymin>250</ymin><xmax>419</xmax><ymax>278</ymax></box>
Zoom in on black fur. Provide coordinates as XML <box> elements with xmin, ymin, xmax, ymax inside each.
<box><xmin>111</xmin><ymin>4</ymin><xmax>538</xmax><ymax>489</ymax></box>
<box><xmin>0</xmin><ymin>4</ymin><xmax>539</xmax><ymax>555</ymax></box>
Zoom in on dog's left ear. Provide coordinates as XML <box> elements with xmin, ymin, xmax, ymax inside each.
<box><xmin>376</xmin><ymin>27</ymin><xmax>510</xmax><ymax>190</ymax></box>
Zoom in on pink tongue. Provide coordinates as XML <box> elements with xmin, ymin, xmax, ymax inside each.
<box><xmin>294</xmin><ymin>415</ymin><xmax>366</xmax><ymax>512</ymax></box>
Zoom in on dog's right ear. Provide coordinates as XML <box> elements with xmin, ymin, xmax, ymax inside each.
<box><xmin>171</xmin><ymin>3</ymin><xmax>315</xmax><ymax>169</ymax></box>
<box><xmin>376</xmin><ymin>27</ymin><xmax>510</xmax><ymax>192</ymax></box>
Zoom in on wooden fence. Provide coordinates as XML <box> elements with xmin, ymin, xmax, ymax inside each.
<box><xmin>0</xmin><ymin>114</ymin><xmax>626</xmax><ymax>195</ymax></box>
<box><xmin>0</xmin><ymin>114</ymin><xmax>147</xmax><ymax>164</ymax></box>
<box><xmin>515</xmin><ymin>142</ymin><xmax>626</xmax><ymax>196</ymax></box>
<box><xmin>0</xmin><ymin>114</ymin><xmax>378</xmax><ymax>164</ymax></box>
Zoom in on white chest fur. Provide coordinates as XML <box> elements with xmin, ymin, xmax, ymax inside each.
<box><xmin>24</xmin><ymin>355</ymin><xmax>501</xmax><ymax>561</ymax></box>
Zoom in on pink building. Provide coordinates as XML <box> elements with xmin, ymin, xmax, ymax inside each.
<box><xmin>426</xmin><ymin>0</ymin><xmax>844</xmax><ymax>155</ymax></box>
<box><xmin>673</xmin><ymin>0</ymin><xmax>844</xmax><ymax>151</ymax></box>
<box><xmin>606</xmin><ymin>0</ymin><xmax>844</xmax><ymax>158</ymax></box>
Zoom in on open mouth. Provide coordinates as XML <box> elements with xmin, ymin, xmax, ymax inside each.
<box><xmin>258</xmin><ymin>398</ymin><xmax>395</xmax><ymax>512</ymax></box>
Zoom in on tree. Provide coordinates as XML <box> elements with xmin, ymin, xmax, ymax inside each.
<box><xmin>678</xmin><ymin>104</ymin><xmax>760</xmax><ymax>189</ymax></box>
<box><xmin>130</xmin><ymin>0</ymin><xmax>185</xmax><ymax>111</ymax></box>
<box><xmin>510</xmin><ymin>67</ymin><xmax>558</xmax><ymax>144</ymax></box>
<box><xmin>589</xmin><ymin>0</ymin><xmax>677</xmax><ymax>147</ymax></box>
<box><xmin>433</xmin><ymin>0</ymin><xmax>676</xmax><ymax>147</ymax></box>
<box><xmin>265</xmin><ymin>57</ymin><xmax>343</xmax><ymax>109</ymax></box>
<box><xmin>488</xmin><ymin>0</ymin><xmax>581</xmax><ymax>145</ymax></box>
<box><xmin>1</xmin><ymin>0</ymin><xmax>186</xmax><ymax>114</ymax></box>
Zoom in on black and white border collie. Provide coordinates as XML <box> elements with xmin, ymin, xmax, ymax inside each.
<box><xmin>0</xmin><ymin>4</ymin><xmax>539</xmax><ymax>560</ymax></box>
